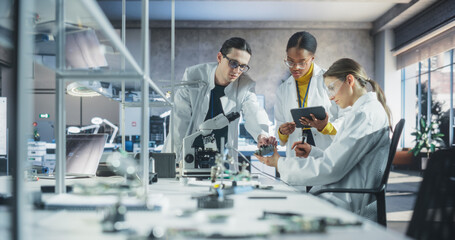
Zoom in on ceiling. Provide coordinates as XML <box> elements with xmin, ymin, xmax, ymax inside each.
<box><xmin>96</xmin><ymin>0</ymin><xmax>411</xmax><ymax>23</ymax></box>
<box><xmin>11</xmin><ymin>0</ymin><xmax>434</xmax><ymax>97</ymax></box>
<box><xmin>92</xmin><ymin>0</ymin><xmax>417</xmax><ymax>94</ymax></box>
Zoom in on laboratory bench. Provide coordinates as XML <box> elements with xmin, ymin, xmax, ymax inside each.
<box><xmin>0</xmin><ymin>176</ymin><xmax>410</xmax><ymax>239</ymax></box>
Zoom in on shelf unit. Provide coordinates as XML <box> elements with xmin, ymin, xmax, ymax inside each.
<box><xmin>7</xmin><ymin>0</ymin><xmax>177</xmax><ymax>239</ymax></box>
<box><xmin>450</xmin><ymin>49</ymin><xmax>454</xmax><ymax>147</ymax></box>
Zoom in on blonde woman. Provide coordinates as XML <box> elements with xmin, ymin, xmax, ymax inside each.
<box><xmin>258</xmin><ymin>58</ymin><xmax>392</xmax><ymax>220</ymax></box>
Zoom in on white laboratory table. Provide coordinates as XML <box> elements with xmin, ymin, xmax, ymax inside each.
<box><xmin>0</xmin><ymin>176</ymin><xmax>410</xmax><ymax>240</ymax></box>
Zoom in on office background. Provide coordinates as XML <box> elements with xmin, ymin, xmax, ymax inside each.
<box><xmin>0</xmin><ymin>0</ymin><xmax>454</xmax><ymax>151</ymax></box>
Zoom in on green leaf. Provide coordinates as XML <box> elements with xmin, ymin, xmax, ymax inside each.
<box><xmin>434</xmin><ymin>137</ymin><xmax>444</xmax><ymax>142</ymax></box>
<box><xmin>409</xmin><ymin>148</ymin><xmax>419</xmax><ymax>156</ymax></box>
<box><xmin>420</xmin><ymin>118</ymin><xmax>426</xmax><ymax>129</ymax></box>
<box><xmin>416</xmin><ymin>142</ymin><xmax>424</xmax><ymax>150</ymax></box>
<box><xmin>410</xmin><ymin>116</ymin><xmax>445</xmax><ymax>154</ymax></box>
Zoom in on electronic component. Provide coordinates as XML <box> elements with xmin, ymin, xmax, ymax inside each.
<box><xmin>260</xmin><ymin>211</ymin><xmax>326</xmax><ymax>234</ymax></box>
<box><xmin>248</xmin><ymin>196</ymin><xmax>286</xmax><ymax>199</ymax></box>
<box><xmin>196</xmin><ymin>195</ymin><xmax>233</xmax><ymax>209</ymax></box>
<box><xmin>254</xmin><ymin>145</ymin><xmax>275</xmax><ymax>156</ymax></box>
<box><xmin>101</xmin><ymin>201</ymin><xmax>127</xmax><ymax>232</ymax></box>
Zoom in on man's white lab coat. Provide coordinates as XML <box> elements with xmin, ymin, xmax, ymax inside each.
<box><xmin>163</xmin><ymin>62</ymin><xmax>269</xmax><ymax>169</ymax></box>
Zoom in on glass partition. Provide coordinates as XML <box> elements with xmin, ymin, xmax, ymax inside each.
<box><xmin>401</xmin><ymin>49</ymin><xmax>455</xmax><ymax>148</ymax></box>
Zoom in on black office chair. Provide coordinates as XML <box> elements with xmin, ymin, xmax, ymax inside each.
<box><xmin>313</xmin><ymin>119</ymin><xmax>405</xmax><ymax>227</ymax></box>
<box><xmin>406</xmin><ymin>148</ymin><xmax>455</xmax><ymax>240</ymax></box>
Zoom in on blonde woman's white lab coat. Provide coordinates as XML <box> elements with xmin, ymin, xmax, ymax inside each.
<box><xmin>277</xmin><ymin>92</ymin><xmax>391</xmax><ymax>220</ymax></box>
<box><xmin>163</xmin><ymin>62</ymin><xmax>269</xmax><ymax>168</ymax></box>
<box><xmin>274</xmin><ymin>63</ymin><xmax>345</xmax><ymax>157</ymax></box>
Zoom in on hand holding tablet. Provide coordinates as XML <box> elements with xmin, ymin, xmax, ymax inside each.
<box><xmin>290</xmin><ymin>106</ymin><xmax>327</xmax><ymax>129</ymax></box>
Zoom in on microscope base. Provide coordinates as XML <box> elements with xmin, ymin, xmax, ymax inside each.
<box><xmin>181</xmin><ymin>168</ymin><xmax>212</xmax><ymax>178</ymax></box>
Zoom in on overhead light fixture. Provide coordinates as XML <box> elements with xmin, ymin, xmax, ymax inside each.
<box><xmin>66</xmin><ymin>81</ymin><xmax>101</xmax><ymax>97</ymax></box>
<box><xmin>66</xmin><ymin>81</ymin><xmax>114</xmax><ymax>98</ymax></box>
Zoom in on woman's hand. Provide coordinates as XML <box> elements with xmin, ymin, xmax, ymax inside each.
<box><xmin>255</xmin><ymin>147</ymin><xmax>280</xmax><ymax>168</ymax></box>
<box><xmin>300</xmin><ymin>112</ymin><xmax>329</xmax><ymax>131</ymax></box>
<box><xmin>278</xmin><ymin>122</ymin><xmax>296</xmax><ymax>135</ymax></box>
<box><xmin>291</xmin><ymin>141</ymin><xmax>312</xmax><ymax>158</ymax></box>
<box><xmin>257</xmin><ymin>134</ymin><xmax>278</xmax><ymax>148</ymax></box>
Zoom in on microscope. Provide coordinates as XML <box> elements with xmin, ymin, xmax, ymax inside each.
<box><xmin>180</xmin><ymin>112</ymin><xmax>240</xmax><ymax>178</ymax></box>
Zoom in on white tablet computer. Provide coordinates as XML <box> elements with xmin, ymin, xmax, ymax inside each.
<box><xmin>290</xmin><ymin>106</ymin><xmax>326</xmax><ymax>128</ymax></box>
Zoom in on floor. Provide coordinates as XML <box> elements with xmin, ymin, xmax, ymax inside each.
<box><xmin>386</xmin><ymin>168</ymin><xmax>423</xmax><ymax>236</ymax></box>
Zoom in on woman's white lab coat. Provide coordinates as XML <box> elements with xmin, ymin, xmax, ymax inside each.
<box><xmin>277</xmin><ymin>92</ymin><xmax>391</xmax><ymax>220</ymax></box>
<box><xmin>274</xmin><ymin>63</ymin><xmax>345</xmax><ymax>157</ymax></box>
<box><xmin>163</xmin><ymin>62</ymin><xmax>269</xmax><ymax>166</ymax></box>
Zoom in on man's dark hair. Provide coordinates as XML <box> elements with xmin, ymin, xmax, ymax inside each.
<box><xmin>286</xmin><ymin>31</ymin><xmax>317</xmax><ymax>54</ymax></box>
<box><xmin>220</xmin><ymin>37</ymin><xmax>252</xmax><ymax>56</ymax></box>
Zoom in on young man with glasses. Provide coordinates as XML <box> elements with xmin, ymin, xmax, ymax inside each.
<box><xmin>274</xmin><ymin>31</ymin><xmax>347</xmax><ymax>161</ymax></box>
<box><xmin>164</xmin><ymin>37</ymin><xmax>276</xmax><ymax>170</ymax></box>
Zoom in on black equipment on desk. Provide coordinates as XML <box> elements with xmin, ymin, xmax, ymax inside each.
<box><xmin>181</xmin><ymin>112</ymin><xmax>240</xmax><ymax>178</ymax></box>
<box><xmin>134</xmin><ymin>152</ymin><xmax>176</xmax><ymax>179</ymax></box>
<box><xmin>0</xmin><ymin>193</ymin><xmax>11</xmax><ymax>205</ymax></box>
<box><xmin>41</xmin><ymin>185</ymin><xmax>73</xmax><ymax>193</ymax></box>
<box><xmin>194</xmin><ymin>144</ymin><xmax>218</xmax><ymax>169</ymax></box>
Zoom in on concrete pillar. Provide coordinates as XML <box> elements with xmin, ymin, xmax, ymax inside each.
<box><xmin>374</xmin><ymin>29</ymin><xmax>402</xmax><ymax>128</ymax></box>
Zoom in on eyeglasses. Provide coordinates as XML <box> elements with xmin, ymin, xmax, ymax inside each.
<box><xmin>222</xmin><ymin>54</ymin><xmax>250</xmax><ymax>73</ymax></box>
<box><xmin>326</xmin><ymin>80</ymin><xmax>345</xmax><ymax>98</ymax></box>
<box><xmin>284</xmin><ymin>58</ymin><xmax>312</xmax><ymax>70</ymax></box>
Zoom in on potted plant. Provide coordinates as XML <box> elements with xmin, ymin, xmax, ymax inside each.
<box><xmin>392</xmin><ymin>147</ymin><xmax>413</xmax><ymax>167</ymax></box>
<box><xmin>409</xmin><ymin>118</ymin><xmax>444</xmax><ymax>169</ymax></box>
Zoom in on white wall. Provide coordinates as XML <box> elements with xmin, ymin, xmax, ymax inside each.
<box><xmin>30</xmin><ymin>25</ymin><xmax>376</xmax><ymax>137</ymax></box>
<box><xmin>125</xmin><ymin>26</ymin><xmax>375</xmax><ymax>121</ymax></box>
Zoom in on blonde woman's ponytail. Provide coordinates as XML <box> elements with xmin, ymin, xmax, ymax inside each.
<box><xmin>366</xmin><ymin>78</ymin><xmax>392</xmax><ymax>131</ymax></box>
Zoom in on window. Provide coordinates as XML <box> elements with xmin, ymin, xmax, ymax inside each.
<box><xmin>401</xmin><ymin>49</ymin><xmax>455</xmax><ymax>148</ymax></box>
<box><xmin>402</xmin><ymin>62</ymin><xmax>418</xmax><ymax>147</ymax></box>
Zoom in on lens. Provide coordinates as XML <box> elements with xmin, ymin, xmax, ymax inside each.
<box><xmin>327</xmin><ymin>81</ymin><xmax>342</xmax><ymax>98</ymax></box>
<box><xmin>240</xmin><ymin>65</ymin><xmax>250</xmax><ymax>73</ymax></box>
<box><xmin>228</xmin><ymin>60</ymin><xmax>239</xmax><ymax>69</ymax></box>
<box><xmin>228</xmin><ymin>59</ymin><xmax>249</xmax><ymax>73</ymax></box>
<box><xmin>284</xmin><ymin>60</ymin><xmax>293</xmax><ymax>68</ymax></box>
<box><xmin>223</xmin><ymin>54</ymin><xmax>250</xmax><ymax>73</ymax></box>
<box><xmin>284</xmin><ymin>59</ymin><xmax>306</xmax><ymax>69</ymax></box>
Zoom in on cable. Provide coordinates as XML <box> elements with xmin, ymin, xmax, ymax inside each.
<box><xmin>229</xmin><ymin>146</ymin><xmax>294</xmax><ymax>188</ymax></box>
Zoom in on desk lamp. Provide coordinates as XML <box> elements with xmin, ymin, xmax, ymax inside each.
<box><xmin>67</xmin><ymin>124</ymin><xmax>100</xmax><ymax>134</ymax></box>
<box><xmin>91</xmin><ymin>117</ymin><xmax>118</xmax><ymax>144</ymax></box>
